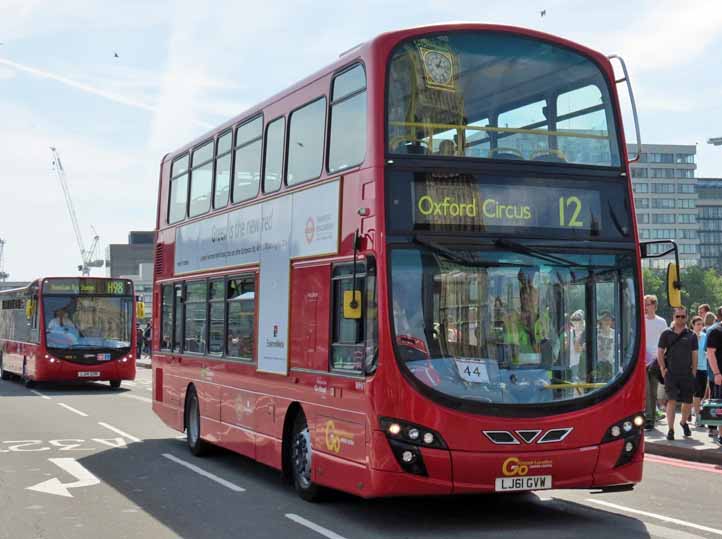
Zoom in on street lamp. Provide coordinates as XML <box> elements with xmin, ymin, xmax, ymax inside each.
<box><xmin>709</xmin><ymin>137</ymin><xmax>722</xmax><ymax>146</ymax></box>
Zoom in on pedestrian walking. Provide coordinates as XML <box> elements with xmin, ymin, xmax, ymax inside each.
<box><xmin>143</xmin><ymin>322</ymin><xmax>152</xmax><ymax>356</ymax></box>
<box><xmin>702</xmin><ymin>308</ymin><xmax>722</xmax><ymax>437</ymax></box>
<box><xmin>698</xmin><ymin>304</ymin><xmax>712</xmax><ymax>319</ymax></box>
<box><xmin>704</xmin><ymin>313</ymin><xmax>722</xmax><ymax>445</ymax></box>
<box><xmin>644</xmin><ymin>295</ymin><xmax>668</xmax><ymax>430</ymax></box>
<box><xmin>136</xmin><ymin>323</ymin><xmax>143</xmax><ymax>358</ymax></box>
<box><xmin>657</xmin><ymin>306</ymin><xmax>698</xmax><ymax>440</ymax></box>
<box><xmin>691</xmin><ymin>315</ymin><xmax>707</xmax><ymax>425</ymax></box>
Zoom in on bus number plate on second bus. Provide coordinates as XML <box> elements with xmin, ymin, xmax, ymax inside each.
<box><xmin>78</xmin><ymin>371</ymin><xmax>100</xmax><ymax>378</ymax></box>
<box><xmin>495</xmin><ymin>476</ymin><xmax>552</xmax><ymax>492</ymax></box>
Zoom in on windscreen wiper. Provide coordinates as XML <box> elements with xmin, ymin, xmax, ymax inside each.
<box><xmin>494</xmin><ymin>238</ymin><xmax>592</xmax><ymax>268</ymax></box>
<box><xmin>413</xmin><ymin>235</ymin><xmax>519</xmax><ymax>267</ymax></box>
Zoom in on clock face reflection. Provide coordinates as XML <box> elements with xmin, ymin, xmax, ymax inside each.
<box><xmin>423</xmin><ymin>50</ymin><xmax>453</xmax><ymax>85</ymax></box>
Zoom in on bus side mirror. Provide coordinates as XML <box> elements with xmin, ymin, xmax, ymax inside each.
<box><xmin>667</xmin><ymin>262</ymin><xmax>682</xmax><ymax>308</ymax></box>
<box><xmin>343</xmin><ymin>290</ymin><xmax>362</xmax><ymax>319</ymax></box>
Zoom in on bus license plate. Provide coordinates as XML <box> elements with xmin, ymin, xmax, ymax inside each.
<box><xmin>78</xmin><ymin>371</ymin><xmax>100</xmax><ymax>378</ymax></box>
<box><xmin>495</xmin><ymin>475</ymin><xmax>552</xmax><ymax>492</ymax></box>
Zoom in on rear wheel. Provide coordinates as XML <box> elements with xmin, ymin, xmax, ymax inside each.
<box><xmin>186</xmin><ymin>387</ymin><xmax>207</xmax><ymax>456</ymax></box>
<box><xmin>109</xmin><ymin>380</ymin><xmax>121</xmax><ymax>389</ymax></box>
<box><xmin>291</xmin><ymin>413</ymin><xmax>322</xmax><ymax>502</ymax></box>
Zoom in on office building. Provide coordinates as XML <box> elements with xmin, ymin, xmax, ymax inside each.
<box><xmin>627</xmin><ymin>144</ymin><xmax>698</xmax><ymax>268</ymax></box>
<box><xmin>106</xmin><ymin>231</ymin><xmax>155</xmax><ymax>322</ymax></box>
<box><xmin>696</xmin><ymin>178</ymin><xmax>722</xmax><ymax>269</ymax></box>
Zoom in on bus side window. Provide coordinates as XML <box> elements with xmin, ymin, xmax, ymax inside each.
<box><xmin>160</xmin><ymin>285</ymin><xmax>174</xmax><ymax>351</ymax></box>
<box><xmin>226</xmin><ymin>275</ymin><xmax>256</xmax><ymax>361</ymax></box>
<box><xmin>331</xmin><ymin>262</ymin><xmax>373</xmax><ymax>372</ymax></box>
<box><xmin>173</xmin><ymin>284</ymin><xmax>183</xmax><ymax>352</ymax></box>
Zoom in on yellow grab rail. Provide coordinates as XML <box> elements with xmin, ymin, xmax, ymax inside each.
<box><xmin>389</xmin><ymin>120</ymin><xmax>609</xmax><ymax>140</ymax></box>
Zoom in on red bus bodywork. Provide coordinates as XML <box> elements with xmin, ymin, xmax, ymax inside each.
<box><xmin>0</xmin><ymin>278</ymin><xmax>136</xmax><ymax>386</ymax></box>
<box><xmin>152</xmin><ymin>23</ymin><xmax>644</xmax><ymax>498</ymax></box>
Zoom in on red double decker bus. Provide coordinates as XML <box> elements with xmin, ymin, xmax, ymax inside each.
<box><xmin>152</xmin><ymin>23</ymin><xmax>654</xmax><ymax>500</ymax></box>
<box><xmin>0</xmin><ymin>277</ymin><xmax>136</xmax><ymax>388</ymax></box>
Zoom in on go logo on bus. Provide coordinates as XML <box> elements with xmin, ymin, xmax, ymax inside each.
<box><xmin>502</xmin><ymin>457</ymin><xmax>529</xmax><ymax>477</ymax></box>
<box><xmin>325</xmin><ymin>420</ymin><xmax>342</xmax><ymax>453</ymax></box>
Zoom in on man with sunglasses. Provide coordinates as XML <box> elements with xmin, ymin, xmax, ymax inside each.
<box><xmin>657</xmin><ymin>306</ymin><xmax>698</xmax><ymax>440</ymax></box>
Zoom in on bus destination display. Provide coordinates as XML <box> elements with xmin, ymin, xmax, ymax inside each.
<box><xmin>412</xmin><ymin>179</ymin><xmax>602</xmax><ymax>231</ymax></box>
<box><xmin>43</xmin><ymin>279</ymin><xmax>132</xmax><ymax>296</ymax></box>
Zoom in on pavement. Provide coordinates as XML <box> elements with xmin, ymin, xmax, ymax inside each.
<box><xmin>2</xmin><ymin>369</ymin><xmax>722</xmax><ymax>538</ymax></box>
<box><xmin>136</xmin><ymin>355</ymin><xmax>152</xmax><ymax>369</ymax></box>
<box><xmin>644</xmin><ymin>410</ymin><xmax>722</xmax><ymax>465</ymax></box>
<box><xmin>134</xmin><ymin>353</ymin><xmax>722</xmax><ymax>465</ymax></box>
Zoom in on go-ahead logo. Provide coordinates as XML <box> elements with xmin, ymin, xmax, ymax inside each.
<box><xmin>502</xmin><ymin>457</ymin><xmax>528</xmax><ymax>477</ymax></box>
<box><xmin>501</xmin><ymin>456</ymin><xmax>553</xmax><ymax>477</ymax></box>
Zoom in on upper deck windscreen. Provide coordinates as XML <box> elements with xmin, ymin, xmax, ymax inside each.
<box><xmin>387</xmin><ymin>31</ymin><xmax>621</xmax><ymax>167</ymax></box>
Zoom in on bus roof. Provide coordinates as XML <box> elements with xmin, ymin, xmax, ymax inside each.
<box><xmin>162</xmin><ymin>22</ymin><xmax>613</xmax><ymax>164</ymax></box>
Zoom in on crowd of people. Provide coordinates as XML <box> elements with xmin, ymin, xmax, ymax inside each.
<box><xmin>645</xmin><ymin>296</ymin><xmax>722</xmax><ymax>443</ymax></box>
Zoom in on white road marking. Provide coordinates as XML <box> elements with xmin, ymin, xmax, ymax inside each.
<box><xmin>26</xmin><ymin>458</ymin><xmax>100</xmax><ymax>498</ymax></box>
<box><xmin>29</xmin><ymin>390</ymin><xmax>51</xmax><ymax>400</ymax></box>
<box><xmin>162</xmin><ymin>453</ymin><xmax>245</xmax><ymax>492</ymax></box>
<box><xmin>121</xmin><ymin>393</ymin><xmax>152</xmax><ymax>403</ymax></box>
<box><xmin>122</xmin><ymin>381</ymin><xmax>136</xmax><ymax>386</ymax></box>
<box><xmin>285</xmin><ymin>514</ymin><xmax>348</xmax><ymax>539</ymax></box>
<box><xmin>98</xmin><ymin>422</ymin><xmax>141</xmax><ymax>443</ymax></box>
<box><xmin>586</xmin><ymin>499</ymin><xmax>722</xmax><ymax>536</ymax></box>
<box><xmin>57</xmin><ymin>403</ymin><xmax>88</xmax><ymax>417</ymax></box>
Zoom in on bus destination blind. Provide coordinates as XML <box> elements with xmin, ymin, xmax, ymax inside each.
<box><xmin>412</xmin><ymin>180</ymin><xmax>602</xmax><ymax>231</ymax></box>
<box><xmin>43</xmin><ymin>279</ymin><xmax>132</xmax><ymax>296</ymax></box>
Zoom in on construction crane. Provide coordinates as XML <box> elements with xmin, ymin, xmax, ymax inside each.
<box><xmin>50</xmin><ymin>147</ymin><xmax>104</xmax><ymax>276</ymax></box>
<box><xmin>0</xmin><ymin>238</ymin><xmax>8</xmax><ymax>281</ymax></box>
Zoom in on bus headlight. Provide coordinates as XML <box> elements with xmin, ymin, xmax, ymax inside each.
<box><xmin>602</xmin><ymin>413</ymin><xmax>645</xmax><ymax>443</ymax></box>
<box><xmin>379</xmin><ymin>417</ymin><xmax>446</xmax><ymax>449</ymax></box>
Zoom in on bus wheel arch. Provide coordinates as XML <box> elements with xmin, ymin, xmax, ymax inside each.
<box><xmin>282</xmin><ymin>402</ymin><xmax>304</xmax><ymax>483</ymax></box>
<box><xmin>284</xmin><ymin>404</ymin><xmax>323</xmax><ymax>501</ymax></box>
<box><xmin>184</xmin><ymin>383</ymin><xmax>207</xmax><ymax>456</ymax></box>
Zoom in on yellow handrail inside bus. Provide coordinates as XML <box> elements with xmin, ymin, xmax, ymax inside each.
<box><xmin>389</xmin><ymin>120</ymin><xmax>609</xmax><ymax>140</ymax></box>
<box><xmin>543</xmin><ymin>382</ymin><xmax>607</xmax><ymax>390</ymax></box>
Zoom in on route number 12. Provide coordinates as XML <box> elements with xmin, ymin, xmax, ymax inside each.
<box><xmin>559</xmin><ymin>196</ymin><xmax>584</xmax><ymax>228</ymax></box>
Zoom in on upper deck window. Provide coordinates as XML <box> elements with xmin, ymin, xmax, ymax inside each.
<box><xmin>387</xmin><ymin>32</ymin><xmax>620</xmax><ymax>167</ymax></box>
<box><xmin>189</xmin><ymin>140</ymin><xmax>214</xmax><ymax>217</ymax></box>
<box><xmin>233</xmin><ymin>116</ymin><xmax>262</xmax><ymax>203</ymax></box>
<box><xmin>329</xmin><ymin>64</ymin><xmax>367</xmax><ymax>173</ymax></box>
<box><xmin>287</xmin><ymin>98</ymin><xmax>326</xmax><ymax>185</ymax></box>
<box><xmin>214</xmin><ymin>131</ymin><xmax>232</xmax><ymax>209</ymax></box>
<box><xmin>169</xmin><ymin>154</ymin><xmax>189</xmax><ymax>224</ymax></box>
<box><xmin>263</xmin><ymin>117</ymin><xmax>285</xmax><ymax>193</ymax></box>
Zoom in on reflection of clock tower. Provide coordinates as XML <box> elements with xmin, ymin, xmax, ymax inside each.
<box><xmin>405</xmin><ymin>38</ymin><xmax>465</xmax><ymax>153</ymax></box>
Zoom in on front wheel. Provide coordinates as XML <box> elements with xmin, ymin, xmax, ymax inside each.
<box><xmin>109</xmin><ymin>380</ymin><xmax>121</xmax><ymax>389</ymax></box>
<box><xmin>291</xmin><ymin>413</ymin><xmax>322</xmax><ymax>502</ymax></box>
<box><xmin>186</xmin><ymin>387</ymin><xmax>207</xmax><ymax>456</ymax></box>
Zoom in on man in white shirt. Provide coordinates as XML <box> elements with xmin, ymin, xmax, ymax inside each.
<box><xmin>644</xmin><ymin>295</ymin><xmax>668</xmax><ymax>430</ymax></box>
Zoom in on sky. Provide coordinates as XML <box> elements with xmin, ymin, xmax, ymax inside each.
<box><xmin>1</xmin><ymin>0</ymin><xmax>722</xmax><ymax>281</ymax></box>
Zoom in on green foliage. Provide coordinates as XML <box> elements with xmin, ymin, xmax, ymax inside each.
<box><xmin>642</xmin><ymin>265</ymin><xmax>722</xmax><ymax>321</ymax></box>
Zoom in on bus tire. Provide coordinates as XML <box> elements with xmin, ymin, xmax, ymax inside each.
<box><xmin>109</xmin><ymin>380</ymin><xmax>121</xmax><ymax>389</ymax></box>
<box><xmin>185</xmin><ymin>386</ymin><xmax>207</xmax><ymax>457</ymax></box>
<box><xmin>291</xmin><ymin>413</ymin><xmax>322</xmax><ymax>502</ymax></box>
<box><xmin>0</xmin><ymin>353</ymin><xmax>10</xmax><ymax>380</ymax></box>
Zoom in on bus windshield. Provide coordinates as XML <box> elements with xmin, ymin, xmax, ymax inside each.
<box><xmin>387</xmin><ymin>31</ymin><xmax>621</xmax><ymax>166</ymax></box>
<box><xmin>44</xmin><ymin>296</ymin><xmax>133</xmax><ymax>350</ymax></box>
<box><xmin>389</xmin><ymin>245</ymin><xmax>638</xmax><ymax>407</ymax></box>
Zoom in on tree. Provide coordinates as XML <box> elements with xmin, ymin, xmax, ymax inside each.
<box><xmin>642</xmin><ymin>265</ymin><xmax>722</xmax><ymax>321</ymax></box>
